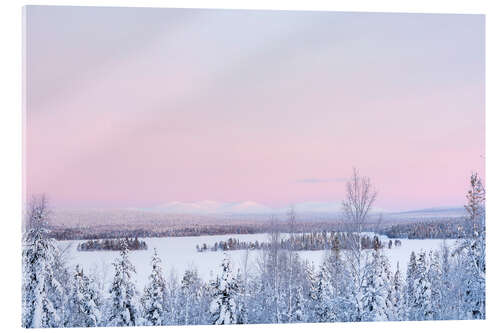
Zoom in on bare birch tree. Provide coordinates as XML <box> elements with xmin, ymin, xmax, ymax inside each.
<box><xmin>286</xmin><ymin>205</ymin><xmax>296</xmax><ymax>322</ymax></box>
<box><xmin>341</xmin><ymin>168</ymin><xmax>377</xmax><ymax>321</ymax></box>
<box><xmin>342</xmin><ymin>168</ymin><xmax>377</xmax><ymax>232</ymax></box>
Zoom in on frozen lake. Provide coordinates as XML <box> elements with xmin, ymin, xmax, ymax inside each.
<box><xmin>59</xmin><ymin>233</ymin><xmax>456</xmax><ymax>291</ymax></box>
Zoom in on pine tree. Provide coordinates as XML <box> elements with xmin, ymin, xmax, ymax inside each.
<box><xmin>464</xmin><ymin>173</ymin><xmax>485</xmax><ymax>237</ymax></box>
<box><xmin>439</xmin><ymin>241</ymin><xmax>454</xmax><ymax>320</ymax></box>
<box><xmin>210</xmin><ymin>256</ymin><xmax>239</xmax><ymax>324</ymax></box>
<box><xmin>463</xmin><ymin>173</ymin><xmax>486</xmax><ymax>319</ymax></box>
<box><xmin>22</xmin><ymin>196</ymin><xmax>65</xmax><ymax>328</ymax></box>
<box><xmin>361</xmin><ymin>249</ymin><xmax>392</xmax><ymax>321</ymax></box>
<box><xmin>405</xmin><ymin>251</ymin><xmax>418</xmax><ymax>320</ymax></box>
<box><xmin>303</xmin><ymin>261</ymin><xmax>318</xmax><ymax>322</ymax></box>
<box><xmin>179</xmin><ymin>268</ymin><xmax>208</xmax><ymax>325</ymax></box>
<box><xmin>428</xmin><ymin>251</ymin><xmax>443</xmax><ymax>320</ymax></box>
<box><xmin>234</xmin><ymin>269</ymin><xmax>249</xmax><ymax>324</ymax></box>
<box><xmin>392</xmin><ymin>262</ymin><xmax>406</xmax><ymax>321</ymax></box>
<box><xmin>67</xmin><ymin>265</ymin><xmax>102</xmax><ymax>327</ymax></box>
<box><xmin>319</xmin><ymin>242</ymin><xmax>349</xmax><ymax>322</ymax></box>
<box><xmin>108</xmin><ymin>242</ymin><xmax>141</xmax><ymax>326</ymax></box>
<box><xmin>309</xmin><ymin>265</ymin><xmax>328</xmax><ymax>322</ymax></box>
<box><xmin>141</xmin><ymin>249</ymin><xmax>166</xmax><ymax>326</ymax></box>
<box><xmin>164</xmin><ymin>270</ymin><xmax>181</xmax><ymax>325</ymax></box>
<box><xmin>411</xmin><ymin>251</ymin><xmax>433</xmax><ymax>321</ymax></box>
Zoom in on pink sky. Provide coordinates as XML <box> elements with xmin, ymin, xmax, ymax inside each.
<box><xmin>24</xmin><ymin>7</ymin><xmax>484</xmax><ymax>211</ymax></box>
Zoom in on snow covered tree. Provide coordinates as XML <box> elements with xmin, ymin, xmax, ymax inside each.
<box><xmin>67</xmin><ymin>265</ymin><xmax>102</xmax><ymax>327</ymax></box>
<box><xmin>438</xmin><ymin>241</ymin><xmax>455</xmax><ymax>320</ymax></box>
<box><xmin>310</xmin><ymin>265</ymin><xmax>328</xmax><ymax>322</ymax></box>
<box><xmin>361</xmin><ymin>249</ymin><xmax>392</xmax><ymax>321</ymax></box>
<box><xmin>22</xmin><ymin>196</ymin><xmax>66</xmax><ymax>328</ymax></box>
<box><xmin>409</xmin><ymin>251</ymin><xmax>433</xmax><ymax>321</ymax></box>
<box><xmin>313</xmin><ymin>244</ymin><xmax>348</xmax><ymax>322</ymax></box>
<box><xmin>428</xmin><ymin>250</ymin><xmax>444</xmax><ymax>320</ymax></box>
<box><xmin>164</xmin><ymin>269</ymin><xmax>181</xmax><ymax>325</ymax></box>
<box><xmin>108</xmin><ymin>242</ymin><xmax>141</xmax><ymax>326</ymax></box>
<box><xmin>462</xmin><ymin>173</ymin><xmax>486</xmax><ymax>319</ymax></box>
<box><xmin>254</xmin><ymin>220</ymin><xmax>284</xmax><ymax>323</ymax></box>
<box><xmin>405</xmin><ymin>251</ymin><xmax>418</xmax><ymax>320</ymax></box>
<box><xmin>234</xmin><ymin>269</ymin><xmax>249</xmax><ymax>324</ymax></box>
<box><xmin>178</xmin><ymin>267</ymin><xmax>211</xmax><ymax>325</ymax></box>
<box><xmin>341</xmin><ymin>168</ymin><xmax>377</xmax><ymax>322</ymax></box>
<box><xmin>210</xmin><ymin>256</ymin><xmax>239</xmax><ymax>324</ymax></box>
<box><xmin>289</xmin><ymin>282</ymin><xmax>305</xmax><ymax>322</ymax></box>
<box><xmin>464</xmin><ymin>172</ymin><xmax>485</xmax><ymax>237</ymax></box>
<box><xmin>141</xmin><ymin>248</ymin><xmax>166</xmax><ymax>326</ymax></box>
<box><xmin>391</xmin><ymin>262</ymin><xmax>406</xmax><ymax>321</ymax></box>
<box><xmin>342</xmin><ymin>168</ymin><xmax>377</xmax><ymax>231</ymax></box>
<box><xmin>451</xmin><ymin>173</ymin><xmax>486</xmax><ymax>320</ymax></box>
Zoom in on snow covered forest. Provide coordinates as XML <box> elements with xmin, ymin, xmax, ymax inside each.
<box><xmin>21</xmin><ymin>172</ymin><xmax>486</xmax><ymax>327</ymax></box>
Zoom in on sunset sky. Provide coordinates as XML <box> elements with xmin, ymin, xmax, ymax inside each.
<box><xmin>25</xmin><ymin>6</ymin><xmax>484</xmax><ymax>212</ymax></box>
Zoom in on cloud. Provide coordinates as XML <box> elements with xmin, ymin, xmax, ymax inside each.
<box><xmin>295</xmin><ymin>178</ymin><xmax>347</xmax><ymax>184</ymax></box>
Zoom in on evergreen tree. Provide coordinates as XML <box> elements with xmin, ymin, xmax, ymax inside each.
<box><xmin>309</xmin><ymin>265</ymin><xmax>328</xmax><ymax>322</ymax></box>
<box><xmin>462</xmin><ymin>173</ymin><xmax>486</xmax><ymax>319</ymax></box>
<box><xmin>411</xmin><ymin>251</ymin><xmax>433</xmax><ymax>320</ymax></box>
<box><xmin>392</xmin><ymin>262</ymin><xmax>406</xmax><ymax>321</ymax></box>
<box><xmin>141</xmin><ymin>249</ymin><xmax>166</xmax><ymax>326</ymax></box>
<box><xmin>303</xmin><ymin>261</ymin><xmax>318</xmax><ymax>322</ymax></box>
<box><xmin>179</xmin><ymin>268</ymin><xmax>209</xmax><ymax>325</ymax></box>
<box><xmin>210</xmin><ymin>256</ymin><xmax>239</xmax><ymax>324</ymax></box>
<box><xmin>361</xmin><ymin>249</ymin><xmax>392</xmax><ymax>321</ymax></box>
<box><xmin>319</xmin><ymin>243</ymin><xmax>349</xmax><ymax>322</ymax></box>
<box><xmin>405</xmin><ymin>251</ymin><xmax>418</xmax><ymax>320</ymax></box>
<box><xmin>22</xmin><ymin>196</ymin><xmax>65</xmax><ymax>328</ymax></box>
<box><xmin>108</xmin><ymin>242</ymin><xmax>141</xmax><ymax>326</ymax></box>
<box><xmin>428</xmin><ymin>250</ymin><xmax>444</xmax><ymax>320</ymax></box>
<box><xmin>164</xmin><ymin>270</ymin><xmax>181</xmax><ymax>325</ymax></box>
<box><xmin>67</xmin><ymin>265</ymin><xmax>101</xmax><ymax>327</ymax></box>
<box><xmin>438</xmin><ymin>241</ymin><xmax>454</xmax><ymax>320</ymax></box>
<box><xmin>234</xmin><ymin>269</ymin><xmax>249</xmax><ymax>324</ymax></box>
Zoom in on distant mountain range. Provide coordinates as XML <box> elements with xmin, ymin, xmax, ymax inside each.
<box><xmin>146</xmin><ymin>200</ymin><xmax>465</xmax><ymax>218</ymax></box>
<box><xmin>50</xmin><ymin>203</ymin><xmax>466</xmax><ymax>228</ymax></box>
<box><xmin>387</xmin><ymin>206</ymin><xmax>466</xmax><ymax>218</ymax></box>
<box><xmin>148</xmin><ymin>200</ymin><xmax>344</xmax><ymax>215</ymax></box>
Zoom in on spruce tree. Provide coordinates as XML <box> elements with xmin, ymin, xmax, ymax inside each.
<box><xmin>463</xmin><ymin>173</ymin><xmax>486</xmax><ymax>319</ymax></box>
<box><xmin>428</xmin><ymin>251</ymin><xmax>443</xmax><ymax>320</ymax></box>
<box><xmin>405</xmin><ymin>251</ymin><xmax>418</xmax><ymax>320</ymax></box>
<box><xmin>22</xmin><ymin>196</ymin><xmax>65</xmax><ymax>328</ymax></box>
<box><xmin>179</xmin><ymin>268</ymin><xmax>208</xmax><ymax>325</ymax></box>
<box><xmin>141</xmin><ymin>248</ymin><xmax>166</xmax><ymax>326</ymax></box>
<box><xmin>108</xmin><ymin>242</ymin><xmax>141</xmax><ymax>326</ymax></box>
<box><xmin>412</xmin><ymin>251</ymin><xmax>433</xmax><ymax>320</ymax></box>
<box><xmin>67</xmin><ymin>265</ymin><xmax>101</xmax><ymax>327</ymax></box>
<box><xmin>361</xmin><ymin>249</ymin><xmax>392</xmax><ymax>321</ymax></box>
<box><xmin>320</xmin><ymin>243</ymin><xmax>348</xmax><ymax>322</ymax></box>
<box><xmin>392</xmin><ymin>262</ymin><xmax>406</xmax><ymax>321</ymax></box>
<box><xmin>210</xmin><ymin>257</ymin><xmax>239</xmax><ymax>324</ymax></box>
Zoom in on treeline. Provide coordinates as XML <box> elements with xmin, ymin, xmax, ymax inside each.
<box><xmin>48</xmin><ymin>223</ymin><xmax>266</xmax><ymax>241</ymax></box>
<box><xmin>47</xmin><ymin>215</ymin><xmax>467</xmax><ymax>242</ymax></box>
<box><xmin>47</xmin><ymin>220</ymin><xmax>405</xmax><ymax>241</ymax></box>
<box><xmin>196</xmin><ymin>233</ymin><xmax>403</xmax><ymax>252</ymax></box>
<box><xmin>381</xmin><ymin>219</ymin><xmax>470</xmax><ymax>239</ymax></box>
<box><xmin>77</xmin><ymin>237</ymin><xmax>148</xmax><ymax>251</ymax></box>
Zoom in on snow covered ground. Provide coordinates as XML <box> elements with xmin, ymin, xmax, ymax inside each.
<box><xmin>59</xmin><ymin>233</ymin><xmax>456</xmax><ymax>291</ymax></box>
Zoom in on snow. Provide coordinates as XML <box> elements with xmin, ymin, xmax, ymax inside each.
<box><xmin>59</xmin><ymin>233</ymin><xmax>456</xmax><ymax>292</ymax></box>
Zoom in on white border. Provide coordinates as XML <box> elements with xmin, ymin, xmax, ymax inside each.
<box><xmin>1</xmin><ymin>1</ymin><xmax>498</xmax><ymax>332</ymax></box>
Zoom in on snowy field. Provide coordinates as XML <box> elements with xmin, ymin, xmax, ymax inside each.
<box><xmin>59</xmin><ymin>233</ymin><xmax>456</xmax><ymax>291</ymax></box>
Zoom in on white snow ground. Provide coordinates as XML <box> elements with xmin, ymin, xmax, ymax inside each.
<box><xmin>59</xmin><ymin>233</ymin><xmax>455</xmax><ymax>291</ymax></box>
